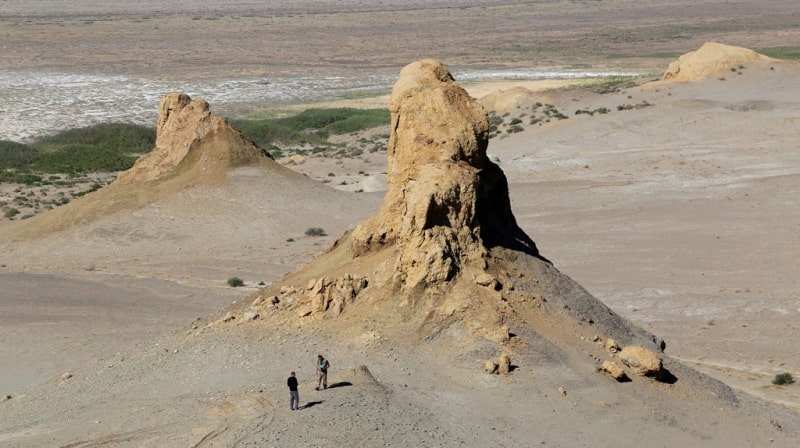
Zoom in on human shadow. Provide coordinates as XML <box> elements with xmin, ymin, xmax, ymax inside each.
<box><xmin>658</xmin><ymin>368</ymin><xmax>678</xmax><ymax>385</ymax></box>
<box><xmin>301</xmin><ymin>400</ymin><xmax>324</xmax><ymax>410</ymax></box>
<box><xmin>327</xmin><ymin>381</ymin><xmax>353</xmax><ymax>389</ymax></box>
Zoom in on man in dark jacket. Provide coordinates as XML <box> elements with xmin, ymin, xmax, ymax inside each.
<box><xmin>288</xmin><ymin>371</ymin><xmax>300</xmax><ymax>410</ymax></box>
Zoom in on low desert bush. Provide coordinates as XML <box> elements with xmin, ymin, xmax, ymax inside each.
<box><xmin>227</xmin><ymin>277</ymin><xmax>245</xmax><ymax>287</ymax></box>
<box><xmin>305</xmin><ymin>227</ymin><xmax>326</xmax><ymax>237</ymax></box>
<box><xmin>772</xmin><ymin>372</ymin><xmax>795</xmax><ymax>385</ymax></box>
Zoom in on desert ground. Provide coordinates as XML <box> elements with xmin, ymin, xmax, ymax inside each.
<box><xmin>1</xmin><ymin>1</ymin><xmax>800</xmax><ymax>447</ymax></box>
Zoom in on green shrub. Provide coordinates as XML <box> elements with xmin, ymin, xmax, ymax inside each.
<box><xmin>31</xmin><ymin>143</ymin><xmax>139</xmax><ymax>174</ymax></box>
<box><xmin>584</xmin><ymin>76</ymin><xmax>640</xmax><ymax>94</ymax></box>
<box><xmin>772</xmin><ymin>372</ymin><xmax>795</xmax><ymax>385</ymax></box>
<box><xmin>0</xmin><ymin>140</ymin><xmax>37</xmax><ymax>169</ymax></box>
<box><xmin>35</xmin><ymin>122</ymin><xmax>155</xmax><ymax>154</ymax></box>
<box><xmin>757</xmin><ymin>46</ymin><xmax>800</xmax><ymax>60</ymax></box>
<box><xmin>227</xmin><ymin>277</ymin><xmax>245</xmax><ymax>287</ymax></box>
<box><xmin>305</xmin><ymin>227</ymin><xmax>326</xmax><ymax>237</ymax></box>
<box><xmin>3</xmin><ymin>208</ymin><xmax>20</xmax><ymax>219</ymax></box>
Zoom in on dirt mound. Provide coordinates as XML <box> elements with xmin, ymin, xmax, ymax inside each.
<box><xmin>0</xmin><ymin>93</ymin><xmax>278</xmax><ymax>242</ymax></box>
<box><xmin>478</xmin><ymin>86</ymin><xmax>543</xmax><ymax>113</ymax></box>
<box><xmin>662</xmin><ymin>42</ymin><xmax>777</xmax><ymax>82</ymax></box>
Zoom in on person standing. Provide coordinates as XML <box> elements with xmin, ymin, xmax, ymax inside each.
<box><xmin>315</xmin><ymin>355</ymin><xmax>330</xmax><ymax>390</ymax></box>
<box><xmin>288</xmin><ymin>371</ymin><xmax>300</xmax><ymax>410</ymax></box>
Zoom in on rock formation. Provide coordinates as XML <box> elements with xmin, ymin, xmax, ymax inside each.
<box><xmin>0</xmin><ymin>92</ymin><xmax>276</xmax><ymax>241</ymax></box>
<box><xmin>619</xmin><ymin>345</ymin><xmax>664</xmax><ymax>379</ymax></box>
<box><xmin>662</xmin><ymin>42</ymin><xmax>777</xmax><ymax>83</ymax></box>
<box><xmin>350</xmin><ymin>59</ymin><xmax>540</xmax><ymax>296</ymax></box>
<box><xmin>117</xmin><ymin>93</ymin><xmax>270</xmax><ymax>184</ymax></box>
<box><xmin>240</xmin><ymin>60</ymin><xmax>667</xmax><ymax>368</ymax></box>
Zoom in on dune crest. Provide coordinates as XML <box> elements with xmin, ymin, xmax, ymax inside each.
<box><xmin>662</xmin><ymin>42</ymin><xmax>777</xmax><ymax>82</ymax></box>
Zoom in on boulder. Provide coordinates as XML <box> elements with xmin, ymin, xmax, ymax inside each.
<box><xmin>600</xmin><ymin>361</ymin><xmax>628</xmax><ymax>381</ymax></box>
<box><xmin>498</xmin><ymin>353</ymin><xmax>512</xmax><ymax>375</ymax></box>
<box><xmin>619</xmin><ymin>346</ymin><xmax>663</xmax><ymax>379</ymax></box>
<box><xmin>306</xmin><ymin>274</ymin><xmax>368</xmax><ymax>315</ymax></box>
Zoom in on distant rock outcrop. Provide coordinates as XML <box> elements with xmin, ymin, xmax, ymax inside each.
<box><xmin>117</xmin><ymin>93</ymin><xmax>269</xmax><ymax>184</ymax></box>
<box><xmin>0</xmin><ymin>92</ymin><xmax>275</xmax><ymax>241</ymax></box>
<box><xmin>662</xmin><ymin>42</ymin><xmax>776</xmax><ymax>82</ymax></box>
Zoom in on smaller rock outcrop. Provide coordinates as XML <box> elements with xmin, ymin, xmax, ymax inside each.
<box><xmin>497</xmin><ymin>353</ymin><xmax>512</xmax><ymax>375</ymax></box>
<box><xmin>600</xmin><ymin>361</ymin><xmax>628</xmax><ymax>382</ymax></box>
<box><xmin>0</xmin><ymin>92</ymin><xmax>276</xmax><ymax>241</ymax></box>
<box><xmin>662</xmin><ymin>42</ymin><xmax>776</xmax><ymax>82</ymax></box>
<box><xmin>619</xmin><ymin>346</ymin><xmax>663</xmax><ymax>379</ymax></box>
<box><xmin>306</xmin><ymin>274</ymin><xmax>369</xmax><ymax>315</ymax></box>
<box><xmin>117</xmin><ymin>92</ymin><xmax>269</xmax><ymax>184</ymax></box>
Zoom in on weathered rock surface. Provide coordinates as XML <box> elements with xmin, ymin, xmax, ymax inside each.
<box><xmin>306</xmin><ymin>274</ymin><xmax>368</xmax><ymax>315</ymax></box>
<box><xmin>600</xmin><ymin>361</ymin><xmax>628</xmax><ymax>382</ymax></box>
<box><xmin>350</xmin><ymin>59</ymin><xmax>539</xmax><ymax>296</ymax></box>
<box><xmin>498</xmin><ymin>353</ymin><xmax>512</xmax><ymax>375</ymax></box>
<box><xmin>619</xmin><ymin>345</ymin><xmax>664</xmax><ymax>379</ymax></box>
<box><xmin>118</xmin><ymin>92</ymin><xmax>269</xmax><ymax>184</ymax></box>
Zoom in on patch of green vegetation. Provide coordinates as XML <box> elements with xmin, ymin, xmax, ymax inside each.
<box><xmin>305</xmin><ymin>227</ymin><xmax>327</xmax><ymax>237</ymax></box>
<box><xmin>230</xmin><ymin>108</ymin><xmax>389</xmax><ymax>151</ymax></box>
<box><xmin>756</xmin><ymin>46</ymin><xmax>800</xmax><ymax>60</ymax></box>
<box><xmin>31</xmin><ymin>143</ymin><xmax>140</xmax><ymax>174</ymax></box>
<box><xmin>583</xmin><ymin>75</ymin><xmax>642</xmax><ymax>94</ymax></box>
<box><xmin>488</xmin><ymin>113</ymin><xmax>504</xmax><ymax>137</ymax></box>
<box><xmin>617</xmin><ymin>101</ymin><xmax>654</xmax><ymax>111</ymax></box>
<box><xmin>34</xmin><ymin>122</ymin><xmax>155</xmax><ymax>155</ymax></box>
<box><xmin>0</xmin><ymin>140</ymin><xmax>38</xmax><ymax>169</ymax></box>
<box><xmin>0</xmin><ymin>123</ymin><xmax>154</xmax><ymax>178</ymax></box>
<box><xmin>3</xmin><ymin>208</ymin><xmax>20</xmax><ymax>219</ymax></box>
<box><xmin>575</xmin><ymin>107</ymin><xmax>610</xmax><ymax>116</ymax></box>
<box><xmin>227</xmin><ymin>277</ymin><xmax>245</xmax><ymax>287</ymax></box>
<box><xmin>772</xmin><ymin>372</ymin><xmax>795</xmax><ymax>385</ymax></box>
